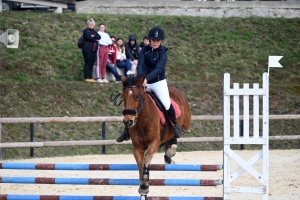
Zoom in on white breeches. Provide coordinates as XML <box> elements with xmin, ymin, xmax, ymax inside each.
<box><xmin>146</xmin><ymin>79</ymin><xmax>170</xmax><ymax>110</ymax></box>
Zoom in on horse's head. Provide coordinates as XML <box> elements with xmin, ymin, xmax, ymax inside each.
<box><xmin>121</xmin><ymin>75</ymin><xmax>146</xmax><ymax>128</ymax></box>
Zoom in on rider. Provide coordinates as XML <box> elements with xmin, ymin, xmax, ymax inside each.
<box><xmin>116</xmin><ymin>27</ymin><xmax>185</xmax><ymax>142</ymax></box>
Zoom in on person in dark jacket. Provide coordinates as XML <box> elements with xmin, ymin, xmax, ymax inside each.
<box><xmin>82</xmin><ymin>19</ymin><xmax>101</xmax><ymax>82</ymax></box>
<box><xmin>139</xmin><ymin>36</ymin><xmax>150</xmax><ymax>50</ymax></box>
<box><xmin>116</xmin><ymin>27</ymin><xmax>185</xmax><ymax>142</ymax></box>
<box><xmin>124</xmin><ymin>34</ymin><xmax>140</xmax><ymax>75</ymax></box>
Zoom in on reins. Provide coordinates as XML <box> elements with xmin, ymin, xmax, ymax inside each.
<box><xmin>110</xmin><ymin>83</ymin><xmax>168</xmax><ymax>142</ymax></box>
<box><xmin>110</xmin><ymin>85</ymin><xmax>145</xmax><ymax>118</ymax></box>
<box><xmin>121</xmin><ymin>85</ymin><xmax>145</xmax><ymax>118</ymax></box>
<box><xmin>110</xmin><ymin>91</ymin><xmax>123</xmax><ymax>106</ymax></box>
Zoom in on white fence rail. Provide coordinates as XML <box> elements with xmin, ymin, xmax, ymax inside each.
<box><xmin>0</xmin><ymin>136</ymin><xmax>299</xmax><ymax>149</ymax></box>
<box><xmin>1</xmin><ymin>114</ymin><xmax>300</xmax><ymax>123</ymax></box>
<box><xmin>0</xmin><ymin>115</ymin><xmax>299</xmax><ymax>149</ymax></box>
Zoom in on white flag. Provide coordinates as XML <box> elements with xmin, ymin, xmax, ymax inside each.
<box><xmin>268</xmin><ymin>56</ymin><xmax>283</xmax><ymax>68</ymax></box>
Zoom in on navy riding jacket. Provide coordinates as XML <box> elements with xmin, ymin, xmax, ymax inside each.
<box><xmin>137</xmin><ymin>45</ymin><xmax>168</xmax><ymax>84</ymax></box>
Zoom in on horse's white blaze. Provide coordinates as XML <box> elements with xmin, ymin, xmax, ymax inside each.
<box><xmin>128</xmin><ymin>90</ymin><xmax>132</xmax><ymax>96</ymax></box>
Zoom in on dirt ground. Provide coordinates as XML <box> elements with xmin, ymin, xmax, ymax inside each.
<box><xmin>0</xmin><ymin>150</ymin><xmax>299</xmax><ymax>200</ymax></box>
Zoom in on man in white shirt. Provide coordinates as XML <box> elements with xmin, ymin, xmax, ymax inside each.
<box><xmin>96</xmin><ymin>23</ymin><xmax>112</xmax><ymax>83</ymax></box>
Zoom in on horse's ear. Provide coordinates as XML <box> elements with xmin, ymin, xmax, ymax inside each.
<box><xmin>137</xmin><ymin>76</ymin><xmax>146</xmax><ymax>88</ymax></box>
<box><xmin>121</xmin><ymin>76</ymin><xmax>126</xmax><ymax>83</ymax></box>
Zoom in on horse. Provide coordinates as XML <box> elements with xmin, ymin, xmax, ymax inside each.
<box><xmin>118</xmin><ymin>75</ymin><xmax>191</xmax><ymax>200</ymax></box>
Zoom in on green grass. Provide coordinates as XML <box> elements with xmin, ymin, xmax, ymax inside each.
<box><xmin>0</xmin><ymin>12</ymin><xmax>299</xmax><ymax>159</ymax></box>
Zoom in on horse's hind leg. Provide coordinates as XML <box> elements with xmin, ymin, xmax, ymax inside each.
<box><xmin>164</xmin><ymin>138</ymin><xmax>177</xmax><ymax>164</ymax></box>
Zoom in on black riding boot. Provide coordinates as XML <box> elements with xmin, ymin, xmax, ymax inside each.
<box><xmin>116</xmin><ymin>128</ymin><xmax>130</xmax><ymax>142</ymax></box>
<box><xmin>167</xmin><ymin>104</ymin><xmax>185</xmax><ymax>138</ymax></box>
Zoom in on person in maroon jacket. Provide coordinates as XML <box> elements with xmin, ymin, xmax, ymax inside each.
<box><xmin>106</xmin><ymin>35</ymin><xmax>122</xmax><ymax>82</ymax></box>
<box><xmin>81</xmin><ymin>19</ymin><xmax>101</xmax><ymax>82</ymax></box>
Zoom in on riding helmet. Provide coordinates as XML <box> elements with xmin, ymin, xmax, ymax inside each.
<box><xmin>148</xmin><ymin>27</ymin><xmax>164</xmax><ymax>40</ymax></box>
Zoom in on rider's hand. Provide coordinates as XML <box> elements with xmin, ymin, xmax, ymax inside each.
<box><xmin>143</xmin><ymin>78</ymin><xmax>147</xmax><ymax>86</ymax></box>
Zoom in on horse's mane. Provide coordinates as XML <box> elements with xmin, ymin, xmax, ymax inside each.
<box><xmin>122</xmin><ymin>74</ymin><xmax>146</xmax><ymax>87</ymax></box>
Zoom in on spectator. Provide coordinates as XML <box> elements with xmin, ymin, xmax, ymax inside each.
<box><xmin>125</xmin><ymin>34</ymin><xmax>140</xmax><ymax>75</ymax></box>
<box><xmin>116</xmin><ymin>27</ymin><xmax>185</xmax><ymax>142</ymax></box>
<box><xmin>115</xmin><ymin>37</ymin><xmax>131</xmax><ymax>76</ymax></box>
<box><xmin>106</xmin><ymin>35</ymin><xmax>122</xmax><ymax>82</ymax></box>
<box><xmin>139</xmin><ymin>36</ymin><xmax>150</xmax><ymax>50</ymax></box>
<box><xmin>81</xmin><ymin>18</ymin><xmax>101</xmax><ymax>82</ymax></box>
<box><xmin>96</xmin><ymin>23</ymin><xmax>112</xmax><ymax>83</ymax></box>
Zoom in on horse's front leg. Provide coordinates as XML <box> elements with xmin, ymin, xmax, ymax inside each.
<box><xmin>133</xmin><ymin>147</ymin><xmax>149</xmax><ymax>199</ymax></box>
<box><xmin>138</xmin><ymin>141</ymin><xmax>159</xmax><ymax>196</ymax></box>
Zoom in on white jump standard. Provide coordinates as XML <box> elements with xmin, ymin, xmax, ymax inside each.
<box><xmin>223</xmin><ymin>72</ymin><xmax>269</xmax><ymax>200</ymax></box>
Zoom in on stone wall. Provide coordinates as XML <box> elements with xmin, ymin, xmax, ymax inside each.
<box><xmin>76</xmin><ymin>0</ymin><xmax>300</xmax><ymax>18</ymax></box>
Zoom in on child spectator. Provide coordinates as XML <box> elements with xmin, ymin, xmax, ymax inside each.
<box><xmin>116</xmin><ymin>37</ymin><xmax>131</xmax><ymax>76</ymax></box>
<box><xmin>96</xmin><ymin>23</ymin><xmax>112</xmax><ymax>83</ymax></box>
<box><xmin>139</xmin><ymin>36</ymin><xmax>150</xmax><ymax>50</ymax></box>
<box><xmin>106</xmin><ymin>35</ymin><xmax>122</xmax><ymax>82</ymax></box>
<box><xmin>125</xmin><ymin>34</ymin><xmax>140</xmax><ymax>75</ymax></box>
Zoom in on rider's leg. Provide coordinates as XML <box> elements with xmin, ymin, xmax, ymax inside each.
<box><xmin>147</xmin><ymin>80</ymin><xmax>185</xmax><ymax>138</ymax></box>
<box><xmin>116</xmin><ymin>128</ymin><xmax>130</xmax><ymax>142</ymax></box>
<box><xmin>167</xmin><ymin>104</ymin><xmax>185</xmax><ymax>138</ymax></box>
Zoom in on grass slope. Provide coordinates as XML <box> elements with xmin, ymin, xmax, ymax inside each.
<box><xmin>0</xmin><ymin>12</ymin><xmax>299</xmax><ymax>159</ymax></box>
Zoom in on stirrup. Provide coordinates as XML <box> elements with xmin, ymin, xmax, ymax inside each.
<box><xmin>173</xmin><ymin>124</ymin><xmax>185</xmax><ymax>138</ymax></box>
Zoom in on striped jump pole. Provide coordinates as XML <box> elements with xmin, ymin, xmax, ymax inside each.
<box><xmin>0</xmin><ymin>163</ymin><xmax>223</xmax><ymax>199</ymax></box>
<box><xmin>0</xmin><ymin>177</ymin><xmax>222</xmax><ymax>186</ymax></box>
<box><xmin>0</xmin><ymin>163</ymin><xmax>223</xmax><ymax>171</ymax></box>
<box><xmin>0</xmin><ymin>195</ymin><xmax>223</xmax><ymax>200</ymax></box>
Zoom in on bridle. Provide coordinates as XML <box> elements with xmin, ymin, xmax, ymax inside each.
<box><xmin>122</xmin><ymin>85</ymin><xmax>145</xmax><ymax>118</ymax></box>
<box><xmin>110</xmin><ymin>85</ymin><xmax>145</xmax><ymax>118</ymax></box>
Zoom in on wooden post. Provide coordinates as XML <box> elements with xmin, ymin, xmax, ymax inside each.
<box><xmin>30</xmin><ymin>123</ymin><xmax>34</xmax><ymax>157</ymax></box>
<box><xmin>0</xmin><ymin>123</ymin><xmax>2</xmax><ymax>158</ymax></box>
<box><xmin>240</xmin><ymin>120</ymin><xmax>244</xmax><ymax>150</ymax></box>
<box><xmin>101</xmin><ymin>122</ymin><xmax>106</xmax><ymax>154</ymax></box>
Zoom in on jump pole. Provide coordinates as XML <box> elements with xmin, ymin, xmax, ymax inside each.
<box><xmin>0</xmin><ymin>163</ymin><xmax>222</xmax><ymax>171</ymax></box>
<box><xmin>0</xmin><ymin>195</ymin><xmax>223</xmax><ymax>200</ymax></box>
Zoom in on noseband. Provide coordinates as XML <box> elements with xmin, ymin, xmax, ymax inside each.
<box><xmin>122</xmin><ymin>85</ymin><xmax>145</xmax><ymax>118</ymax></box>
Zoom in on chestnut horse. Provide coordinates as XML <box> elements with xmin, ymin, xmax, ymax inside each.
<box><xmin>120</xmin><ymin>75</ymin><xmax>191</xmax><ymax>200</ymax></box>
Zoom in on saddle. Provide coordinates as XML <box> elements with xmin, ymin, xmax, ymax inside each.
<box><xmin>146</xmin><ymin>91</ymin><xmax>181</xmax><ymax>125</ymax></box>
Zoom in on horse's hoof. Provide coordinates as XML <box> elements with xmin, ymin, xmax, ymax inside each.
<box><xmin>166</xmin><ymin>144</ymin><xmax>177</xmax><ymax>157</ymax></box>
<box><xmin>165</xmin><ymin>159</ymin><xmax>176</xmax><ymax>164</ymax></box>
<box><xmin>138</xmin><ymin>187</ymin><xmax>149</xmax><ymax>195</ymax></box>
<box><xmin>140</xmin><ymin>195</ymin><xmax>148</xmax><ymax>200</ymax></box>
<box><xmin>164</xmin><ymin>155</ymin><xmax>176</xmax><ymax>164</ymax></box>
